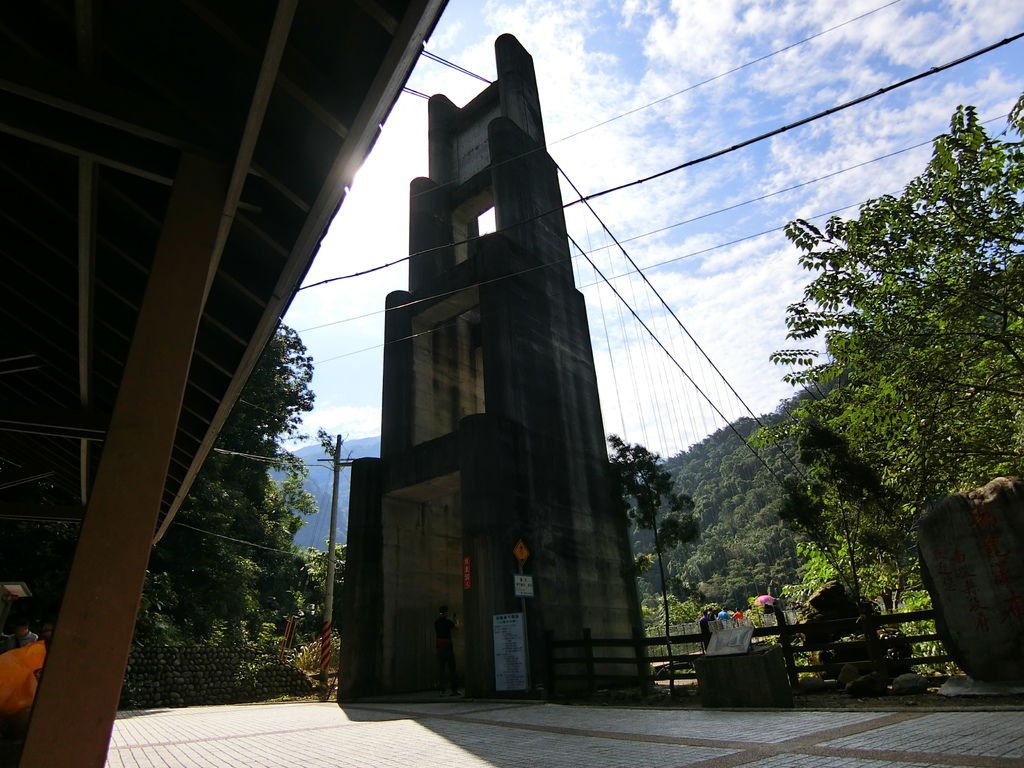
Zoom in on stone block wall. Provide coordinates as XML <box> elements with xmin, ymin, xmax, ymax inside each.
<box><xmin>119</xmin><ymin>646</ymin><xmax>312</xmax><ymax>709</ymax></box>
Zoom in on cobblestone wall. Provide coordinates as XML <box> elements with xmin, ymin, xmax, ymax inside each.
<box><xmin>120</xmin><ymin>646</ymin><xmax>312</xmax><ymax>709</ymax></box>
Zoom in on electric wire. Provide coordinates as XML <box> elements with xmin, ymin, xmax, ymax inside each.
<box><xmin>402</xmin><ymin>0</ymin><xmax>907</xmax><ymax>199</ymax></box>
<box><xmin>549</xmin><ymin>0</ymin><xmax>906</xmax><ymax>147</ymax></box>
<box><xmin>299</xmin><ymin>33</ymin><xmax>1022</xmax><ymax>293</ymax></box>
<box><xmin>307</xmin><ymin>198</ymin><xmax>857</xmax><ymax>365</ymax></box>
<box><xmin>573</xmin><ymin>32</ymin><xmax>1024</xmax><ymax>207</ymax></box>
<box><xmin>297</xmin><ymin>123</ymin><xmax>961</xmax><ymax>335</ymax></box>
<box><xmin>559</xmin><ymin>164</ymin><xmax>808</xmax><ymax>478</ymax></box>
<box><xmin>173</xmin><ymin>521</ymin><xmax>301</xmax><ymax>556</ymax></box>
<box><xmin>212</xmin><ymin>447</ymin><xmax>290</xmax><ymax>464</ymax></box>
<box><xmin>568</xmin><ymin>229</ymin><xmax>789</xmax><ymax>486</ymax></box>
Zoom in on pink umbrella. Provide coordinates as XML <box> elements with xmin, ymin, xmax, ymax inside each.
<box><xmin>754</xmin><ymin>594</ymin><xmax>776</xmax><ymax>606</ymax></box>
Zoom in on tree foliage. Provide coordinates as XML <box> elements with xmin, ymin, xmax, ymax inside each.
<box><xmin>668</xmin><ymin>419</ymin><xmax>802</xmax><ymax>609</ymax></box>
<box><xmin>135</xmin><ymin>325</ymin><xmax>319</xmax><ymax>646</ymax></box>
<box><xmin>608</xmin><ymin>435</ymin><xmax>698</xmax><ymax>639</ymax></box>
<box><xmin>770</xmin><ymin>95</ymin><xmax>1024</xmax><ymax>608</ymax></box>
<box><xmin>779</xmin><ymin>420</ymin><xmax>911</xmax><ymax>606</ymax></box>
<box><xmin>772</xmin><ymin>96</ymin><xmax>1024</xmax><ymax>503</ymax></box>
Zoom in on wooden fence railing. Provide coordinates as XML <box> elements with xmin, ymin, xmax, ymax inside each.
<box><xmin>544</xmin><ymin>609</ymin><xmax>953</xmax><ymax>696</ymax></box>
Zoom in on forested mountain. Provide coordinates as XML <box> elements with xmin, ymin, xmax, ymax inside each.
<box><xmin>285</xmin><ymin>437</ymin><xmax>381</xmax><ymax>550</ymax></box>
<box><xmin>653</xmin><ymin>406</ymin><xmax>804</xmax><ymax>611</ymax></box>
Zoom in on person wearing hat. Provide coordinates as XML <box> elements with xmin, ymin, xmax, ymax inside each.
<box><xmin>434</xmin><ymin>606</ymin><xmax>460</xmax><ymax>696</ymax></box>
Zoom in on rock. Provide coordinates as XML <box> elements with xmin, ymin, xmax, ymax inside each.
<box><xmin>797</xmin><ymin>676</ymin><xmax>833</xmax><ymax>693</ymax></box>
<box><xmin>803</xmin><ymin>581</ymin><xmax>859</xmax><ymax>620</ymax></box>
<box><xmin>919</xmin><ymin>476</ymin><xmax>1024</xmax><ymax>682</ymax></box>
<box><xmin>837</xmin><ymin>663</ymin><xmax>861</xmax><ymax>688</ymax></box>
<box><xmin>891</xmin><ymin>672</ymin><xmax>929</xmax><ymax>695</ymax></box>
<box><xmin>846</xmin><ymin>672</ymin><xmax>888</xmax><ymax>697</ymax></box>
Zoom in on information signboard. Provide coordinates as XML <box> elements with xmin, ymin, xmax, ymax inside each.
<box><xmin>492</xmin><ymin>612</ymin><xmax>528</xmax><ymax>691</ymax></box>
<box><xmin>513</xmin><ymin>573</ymin><xmax>534</xmax><ymax>598</ymax></box>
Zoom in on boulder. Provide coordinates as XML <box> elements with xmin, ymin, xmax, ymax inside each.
<box><xmin>846</xmin><ymin>671</ymin><xmax>888</xmax><ymax>697</ymax></box>
<box><xmin>837</xmin><ymin>663</ymin><xmax>861</xmax><ymax>689</ymax></box>
<box><xmin>919</xmin><ymin>476</ymin><xmax>1024</xmax><ymax>682</ymax></box>
<box><xmin>891</xmin><ymin>672</ymin><xmax>929</xmax><ymax>695</ymax></box>
<box><xmin>800</xmin><ymin>581</ymin><xmax>859</xmax><ymax>623</ymax></box>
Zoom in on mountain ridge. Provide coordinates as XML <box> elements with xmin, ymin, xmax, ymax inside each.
<box><xmin>283</xmin><ymin>436</ymin><xmax>381</xmax><ymax>550</ymax></box>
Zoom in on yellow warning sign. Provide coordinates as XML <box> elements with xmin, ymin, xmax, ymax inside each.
<box><xmin>512</xmin><ymin>539</ymin><xmax>530</xmax><ymax>565</ymax></box>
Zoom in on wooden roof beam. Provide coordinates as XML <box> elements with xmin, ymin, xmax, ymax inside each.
<box><xmin>0</xmin><ymin>407</ymin><xmax>107</xmax><ymax>440</ymax></box>
<box><xmin>0</xmin><ymin>92</ymin><xmax>179</xmax><ymax>184</ymax></box>
<box><xmin>182</xmin><ymin>0</ymin><xmax>351</xmax><ymax>139</ymax></box>
<box><xmin>0</xmin><ymin>48</ymin><xmax>222</xmax><ymax>158</ymax></box>
<box><xmin>156</xmin><ymin>0</ymin><xmax>448</xmax><ymax>540</ymax></box>
<box><xmin>355</xmin><ymin>0</ymin><xmax>400</xmax><ymax>36</ymax></box>
<box><xmin>0</xmin><ymin>354</ymin><xmax>42</xmax><ymax>376</ymax></box>
<box><xmin>0</xmin><ymin>469</ymin><xmax>54</xmax><ymax>493</ymax></box>
<box><xmin>0</xmin><ymin>502</ymin><xmax>84</xmax><ymax>522</ymax></box>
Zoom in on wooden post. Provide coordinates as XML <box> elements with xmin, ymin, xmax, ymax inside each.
<box><xmin>861</xmin><ymin>612</ymin><xmax>888</xmax><ymax>678</ymax></box>
<box><xmin>21</xmin><ymin>154</ymin><xmax>227</xmax><ymax>768</ymax></box>
<box><xmin>583</xmin><ymin>627</ymin><xmax>595</xmax><ymax>695</ymax></box>
<box><xmin>633</xmin><ymin>624</ymin><xmax>650</xmax><ymax>694</ymax></box>
<box><xmin>544</xmin><ymin>630</ymin><xmax>556</xmax><ymax>698</ymax></box>
<box><xmin>776</xmin><ymin>608</ymin><xmax>800</xmax><ymax>688</ymax></box>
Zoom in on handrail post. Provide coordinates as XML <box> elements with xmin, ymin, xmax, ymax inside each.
<box><xmin>544</xmin><ymin>630</ymin><xmax>556</xmax><ymax>698</ymax></box>
<box><xmin>776</xmin><ymin>608</ymin><xmax>799</xmax><ymax>688</ymax></box>
<box><xmin>583</xmin><ymin>627</ymin><xmax>595</xmax><ymax>695</ymax></box>
<box><xmin>633</xmin><ymin>624</ymin><xmax>649</xmax><ymax>694</ymax></box>
<box><xmin>861</xmin><ymin>612</ymin><xmax>887</xmax><ymax>678</ymax></box>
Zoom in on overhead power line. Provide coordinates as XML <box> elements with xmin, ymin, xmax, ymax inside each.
<box><xmin>213</xmin><ymin>447</ymin><xmax>290</xmax><ymax>464</ymax></box>
<box><xmin>307</xmin><ymin>197</ymin><xmax>859</xmax><ymax>367</ymax></box>
<box><xmin>299</xmin><ymin>32</ymin><xmax>1023</xmax><ymax>293</ymax></box>
<box><xmin>550</xmin><ymin>0</ymin><xmax>906</xmax><ymax>147</ymax></box>
<box><xmin>557</xmin><ymin>165</ymin><xmax>807</xmax><ymax>480</ymax></box>
<box><xmin>404</xmin><ymin>0</ymin><xmax>907</xmax><ymax>188</ymax></box>
<box><xmin>567</xmin><ymin>230</ymin><xmax>791</xmax><ymax>486</ymax></box>
<box><xmin>298</xmin><ymin>119</ymin><xmax>971</xmax><ymax>335</ymax></box>
<box><xmin>575</xmin><ymin>32</ymin><xmax>1024</xmax><ymax>206</ymax></box>
<box><xmin>173</xmin><ymin>521</ymin><xmax>300</xmax><ymax>556</ymax></box>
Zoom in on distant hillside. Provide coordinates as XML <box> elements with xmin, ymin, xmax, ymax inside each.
<box><xmin>657</xmin><ymin>404</ymin><xmax>805</xmax><ymax>609</ymax></box>
<box><xmin>283</xmin><ymin>436</ymin><xmax>380</xmax><ymax>550</ymax></box>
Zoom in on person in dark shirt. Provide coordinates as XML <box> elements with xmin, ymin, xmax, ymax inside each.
<box><xmin>434</xmin><ymin>605</ymin><xmax>460</xmax><ymax>696</ymax></box>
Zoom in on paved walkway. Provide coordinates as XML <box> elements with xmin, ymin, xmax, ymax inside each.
<box><xmin>105</xmin><ymin>699</ymin><xmax>1024</xmax><ymax>768</ymax></box>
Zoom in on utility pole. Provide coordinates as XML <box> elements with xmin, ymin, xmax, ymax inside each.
<box><xmin>319</xmin><ymin>434</ymin><xmax>342</xmax><ymax>686</ymax></box>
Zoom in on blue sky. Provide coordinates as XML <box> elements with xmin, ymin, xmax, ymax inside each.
<box><xmin>283</xmin><ymin>0</ymin><xmax>1024</xmax><ymax>458</ymax></box>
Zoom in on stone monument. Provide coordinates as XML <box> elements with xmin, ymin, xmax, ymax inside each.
<box><xmin>338</xmin><ymin>35</ymin><xmax>643</xmax><ymax>698</ymax></box>
<box><xmin>919</xmin><ymin>476</ymin><xmax>1024</xmax><ymax>682</ymax></box>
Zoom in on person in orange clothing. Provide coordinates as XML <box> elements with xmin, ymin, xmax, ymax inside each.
<box><xmin>0</xmin><ymin>640</ymin><xmax>46</xmax><ymax>737</ymax></box>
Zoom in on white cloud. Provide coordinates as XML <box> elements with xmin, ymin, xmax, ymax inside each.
<box><xmin>286</xmin><ymin>0</ymin><xmax>1024</xmax><ymax>457</ymax></box>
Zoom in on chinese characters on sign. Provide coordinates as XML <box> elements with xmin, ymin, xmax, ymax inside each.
<box><xmin>493</xmin><ymin>612</ymin><xmax>527</xmax><ymax>691</ymax></box>
<box><xmin>919</xmin><ymin>477</ymin><xmax>1024</xmax><ymax>681</ymax></box>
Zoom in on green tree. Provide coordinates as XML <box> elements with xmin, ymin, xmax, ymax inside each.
<box><xmin>135</xmin><ymin>325</ymin><xmax>317</xmax><ymax>646</ymax></box>
<box><xmin>608</xmin><ymin>435</ymin><xmax>698</xmax><ymax>645</ymax></box>
<box><xmin>772</xmin><ymin>96</ymin><xmax>1024</xmax><ymax>506</ymax></box>
<box><xmin>778</xmin><ymin>421</ymin><xmax>910</xmax><ymax>607</ymax></box>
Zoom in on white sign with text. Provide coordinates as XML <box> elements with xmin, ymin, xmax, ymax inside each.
<box><xmin>493</xmin><ymin>612</ymin><xmax>528</xmax><ymax>691</ymax></box>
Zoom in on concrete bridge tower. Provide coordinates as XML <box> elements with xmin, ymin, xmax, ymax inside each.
<box><xmin>340</xmin><ymin>34</ymin><xmax>642</xmax><ymax>698</ymax></box>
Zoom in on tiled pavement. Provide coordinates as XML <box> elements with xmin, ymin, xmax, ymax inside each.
<box><xmin>105</xmin><ymin>700</ymin><xmax>1024</xmax><ymax>768</ymax></box>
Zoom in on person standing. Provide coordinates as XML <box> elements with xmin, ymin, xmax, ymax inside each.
<box><xmin>434</xmin><ymin>605</ymin><xmax>460</xmax><ymax>696</ymax></box>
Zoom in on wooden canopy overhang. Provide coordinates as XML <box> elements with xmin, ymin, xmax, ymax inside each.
<box><xmin>0</xmin><ymin>1</ymin><xmax>447</xmax><ymax>764</ymax></box>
